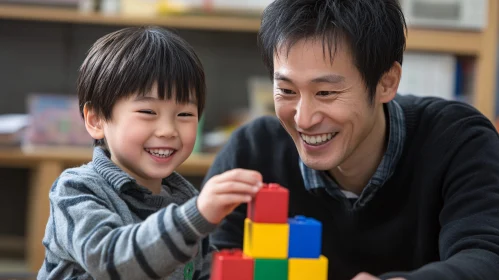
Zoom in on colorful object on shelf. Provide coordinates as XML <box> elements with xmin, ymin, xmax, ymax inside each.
<box><xmin>211</xmin><ymin>183</ymin><xmax>328</xmax><ymax>280</ymax></box>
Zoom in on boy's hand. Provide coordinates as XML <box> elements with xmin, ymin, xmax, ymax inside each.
<box><xmin>197</xmin><ymin>168</ymin><xmax>263</xmax><ymax>224</ymax></box>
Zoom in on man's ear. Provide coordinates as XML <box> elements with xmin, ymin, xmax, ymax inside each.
<box><xmin>376</xmin><ymin>61</ymin><xmax>402</xmax><ymax>103</ymax></box>
<box><xmin>83</xmin><ymin>103</ymin><xmax>105</xmax><ymax>141</ymax></box>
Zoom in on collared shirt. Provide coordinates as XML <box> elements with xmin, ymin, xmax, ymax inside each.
<box><xmin>299</xmin><ymin>100</ymin><xmax>406</xmax><ymax>209</ymax></box>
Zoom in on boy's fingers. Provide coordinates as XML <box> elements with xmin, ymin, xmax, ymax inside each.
<box><xmin>216</xmin><ymin>169</ymin><xmax>263</xmax><ymax>185</ymax></box>
<box><xmin>214</xmin><ymin>182</ymin><xmax>259</xmax><ymax>195</ymax></box>
<box><xmin>217</xmin><ymin>193</ymin><xmax>252</xmax><ymax>205</ymax></box>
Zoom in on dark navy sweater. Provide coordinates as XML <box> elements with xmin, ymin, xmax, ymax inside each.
<box><xmin>202</xmin><ymin>95</ymin><xmax>499</xmax><ymax>280</ymax></box>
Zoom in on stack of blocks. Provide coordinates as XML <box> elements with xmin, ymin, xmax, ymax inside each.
<box><xmin>211</xmin><ymin>183</ymin><xmax>328</xmax><ymax>280</ymax></box>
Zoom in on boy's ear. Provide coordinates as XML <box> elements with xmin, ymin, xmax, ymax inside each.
<box><xmin>376</xmin><ymin>61</ymin><xmax>401</xmax><ymax>103</ymax></box>
<box><xmin>83</xmin><ymin>103</ymin><xmax>105</xmax><ymax>141</ymax></box>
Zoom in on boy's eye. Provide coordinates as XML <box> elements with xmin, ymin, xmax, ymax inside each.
<box><xmin>178</xmin><ymin>112</ymin><xmax>194</xmax><ymax>117</ymax></box>
<box><xmin>138</xmin><ymin>110</ymin><xmax>155</xmax><ymax>115</ymax></box>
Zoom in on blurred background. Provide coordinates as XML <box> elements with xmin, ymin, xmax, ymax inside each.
<box><xmin>0</xmin><ymin>0</ymin><xmax>497</xmax><ymax>277</ymax></box>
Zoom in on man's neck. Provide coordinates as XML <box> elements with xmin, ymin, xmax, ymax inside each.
<box><xmin>328</xmin><ymin>104</ymin><xmax>388</xmax><ymax>195</ymax></box>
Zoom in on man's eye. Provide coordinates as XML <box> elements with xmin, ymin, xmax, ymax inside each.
<box><xmin>138</xmin><ymin>110</ymin><xmax>155</xmax><ymax>115</ymax></box>
<box><xmin>317</xmin><ymin>91</ymin><xmax>339</xmax><ymax>96</ymax></box>
<box><xmin>278</xmin><ymin>88</ymin><xmax>295</xmax><ymax>94</ymax></box>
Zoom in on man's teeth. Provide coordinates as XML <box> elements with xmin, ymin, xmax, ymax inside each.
<box><xmin>145</xmin><ymin>148</ymin><xmax>174</xmax><ymax>157</ymax></box>
<box><xmin>300</xmin><ymin>132</ymin><xmax>337</xmax><ymax>145</ymax></box>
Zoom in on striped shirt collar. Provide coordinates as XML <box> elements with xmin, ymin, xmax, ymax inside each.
<box><xmin>91</xmin><ymin>147</ymin><xmax>192</xmax><ymax>194</ymax></box>
<box><xmin>299</xmin><ymin>99</ymin><xmax>406</xmax><ymax>209</ymax></box>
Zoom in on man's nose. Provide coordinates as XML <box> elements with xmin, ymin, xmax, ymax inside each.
<box><xmin>294</xmin><ymin>97</ymin><xmax>323</xmax><ymax>130</ymax></box>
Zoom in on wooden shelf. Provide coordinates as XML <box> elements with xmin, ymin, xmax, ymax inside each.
<box><xmin>405</xmin><ymin>28</ymin><xmax>481</xmax><ymax>55</ymax></box>
<box><xmin>0</xmin><ymin>235</ymin><xmax>25</xmax><ymax>253</ymax></box>
<box><xmin>0</xmin><ymin>4</ymin><xmax>485</xmax><ymax>55</ymax></box>
<box><xmin>0</xmin><ymin>147</ymin><xmax>215</xmax><ymax>176</ymax></box>
<box><xmin>0</xmin><ymin>4</ymin><xmax>261</xmax><ymax>32</ymax></box>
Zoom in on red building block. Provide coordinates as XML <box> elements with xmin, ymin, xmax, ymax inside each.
<box><xmin>247</xmin><ymin>183</ymin><xmax>289</xmax><ymax>223</ymax></box>
<box><xmin>211</xmin><ymin>249</ymin><xmax>254</xmax><ymax>280</ymax></box>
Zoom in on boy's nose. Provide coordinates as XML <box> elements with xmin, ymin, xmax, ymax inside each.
<box><xmin>155</xmin><ymin>123</ymin><xmax>178</xmax><ymax>138</ymax></box>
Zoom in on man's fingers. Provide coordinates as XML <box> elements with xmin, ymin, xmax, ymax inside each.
<box><xmin>215</xmin><ymin>168</ymin><xmax>263</xmax><ymax>185</ymax></box>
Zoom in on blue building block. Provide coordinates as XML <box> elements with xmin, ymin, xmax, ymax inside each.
<box><xmin>288</xmin><ymin>215</ymin><xmax>322</xmax><ymax>258</ymax></box>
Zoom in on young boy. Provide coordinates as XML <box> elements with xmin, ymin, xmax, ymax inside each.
<box><xmin>37</xmin><ymin>26</ymin><xmax>262</xmax><ymax>280</ymax></box>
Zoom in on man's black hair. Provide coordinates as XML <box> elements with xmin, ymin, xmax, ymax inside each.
<box><xmin>257</xmin><ymin>0</ymin><xmax>407</xmax><ymax>102</ymax></box>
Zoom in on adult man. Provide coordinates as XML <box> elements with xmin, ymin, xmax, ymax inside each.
<box><xmin>202</xmin><ymin>0</ymin><xmax>499</xmax><ymax>279</ymax></box>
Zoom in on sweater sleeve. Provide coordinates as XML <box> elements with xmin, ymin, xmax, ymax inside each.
<box><xmin>380</xmin><ymin>116</ymin><xmax>499</xmax><ymax>280</ymax></box>
<box><xmin>47</xmin><ymin>177</ymin><xmax>216</xmax><ymax>280</ymax></box>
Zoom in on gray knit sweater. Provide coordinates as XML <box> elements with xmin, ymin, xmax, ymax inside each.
<box><xmin>37</xmin><ymin>147</ymin><xmax>216</xmax><ymax>280</ymax></box>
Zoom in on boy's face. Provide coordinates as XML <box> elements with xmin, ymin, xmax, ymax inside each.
<box><xmin>272</xmin><ymin>38</ymin><xmax>394</xmax><ymax>172</ymax></box>
<box><xmin>87</xmin><ymin>86</ymin><xmax>198</xmax><ymax>191</ymax></box>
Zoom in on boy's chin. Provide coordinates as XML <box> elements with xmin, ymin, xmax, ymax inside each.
<box><xmin>146</xmin><ymin>170</ymin><xmax>175</xmax><ymax>179</ymax></box>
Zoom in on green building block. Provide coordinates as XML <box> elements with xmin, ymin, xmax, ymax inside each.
<box><xmin>254</xmin><ymin>259</ymin><xmax>288</xmax><ymax>280</ymax></box>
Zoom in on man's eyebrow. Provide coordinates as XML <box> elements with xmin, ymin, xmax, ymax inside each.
<box><xmin>274</xmin><ymin>72</ymin><xmax>345</xmax><ymax>84</ymax></box>
<box><xmin>311</xmin><ymin>74</ymin><xmax>345</xmax><ymax>84</ymax></box>
<box><xmin>274</xmin><ymin>72</ymin><xmax>293</xmax><ymax>82</ymax></box>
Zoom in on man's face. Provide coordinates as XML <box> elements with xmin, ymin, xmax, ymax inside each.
<box><xmin>273</xmin><ymin>38</ymin><xmax>384</xmax><ymax>171</ymax></box>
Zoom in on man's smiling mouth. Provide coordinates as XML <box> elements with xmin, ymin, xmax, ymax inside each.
<box><xmin>300</xmin><ymin>132</ymin><xmax>338</xmax><ymax>146</ymax></box>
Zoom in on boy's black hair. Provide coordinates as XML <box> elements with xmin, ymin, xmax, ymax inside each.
<box><xmin>257</xmin><ymin>0</ymin><xmax>407</xmax><ymax>103</ymax></box>
<box><xmin>77</xmin><ymin>26</ymin><xmax>206</xmax><ymax>145</ymax></box>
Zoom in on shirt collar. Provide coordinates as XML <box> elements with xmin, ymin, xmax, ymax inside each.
<box><xmin>91</xmin><ymin>147</ymin><xmax>195</xmax><ymax>195</ymax></box>
<box><xmin>92</xmin><ymin>147</ymin><xmax>137</xmax><ymax>193</ymax></box>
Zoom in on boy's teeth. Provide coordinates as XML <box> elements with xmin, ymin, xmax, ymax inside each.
<box><xmin>145</xmin><ymin>148</ymin><xmax>174</xmax><ymax>157</ymax></box>
<box><xmin>300</xmin><ymin>132</ymin><xmax>336</xmax><ymax>145</ymax></box>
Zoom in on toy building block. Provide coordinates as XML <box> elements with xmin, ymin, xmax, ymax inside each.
<box><xmin>211</xmin><ymin>249</ymin><xmax>254</xmax><ymax>280</ymax></box>
<box><xmin>288</xmin><ymin>215</ymin><xmax>322</xmax><ymax>258</ymax></box>
<box><xmin>247</xmin><ymin>183</ymin><xmax>289</xmax><ymax>223</ymax></box>
<box><xmin>243</xmin><ymin>218</ymin><xmax>289</xmax><ymax>259</ymax></box>
<box><xmin>254</xmin><ymin>259</ymin><xmax>288</xmax><ymax>280</ymax></box>
<box><xmin>288</xmin><ymin>255</ymin><xmax>328</xmax><ymax>280</ymax></box>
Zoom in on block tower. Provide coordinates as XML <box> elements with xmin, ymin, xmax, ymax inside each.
<box><xmin>211</xmin><ymin>183</ymin><xmax>328</xmax><ymax>280</ymax></box>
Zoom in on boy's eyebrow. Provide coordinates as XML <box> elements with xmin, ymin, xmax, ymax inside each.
<box><xmin>134</xmin><ymin>95</ymin><xmax>198</xmax><ymax>105</ymax></box>
<box><xmin>134</xmin><ymin>96</ymin><xmax>157</xmax><ymax>101</ymax></box>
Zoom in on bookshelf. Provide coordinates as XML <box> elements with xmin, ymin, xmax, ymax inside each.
<box><xmin>0</xmin><ymin>1</ymin><xmax>497</xmax><ymax>273</ymax></box>
<box><xmin>0</xmin><ymin>3</ymin><xmax>497</xmax><ymax>119</ymax></box>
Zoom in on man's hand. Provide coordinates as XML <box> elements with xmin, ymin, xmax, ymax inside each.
<box><xmin>352</xmin><ymin>272</ymin><xmax>405</xmax><ymax>280</ymax></box>
<box><xmin>197</xmin><ymin>168</ymin><xmax>263</xmax><ymax>224</ymax></box>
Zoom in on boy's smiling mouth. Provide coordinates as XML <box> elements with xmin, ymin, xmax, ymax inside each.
<box><xmin>144</xmin><ymin>148</ymin><xmax>176</xmax><ymax>158</ymax></box>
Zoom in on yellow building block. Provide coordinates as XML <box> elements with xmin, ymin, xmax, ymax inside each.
<box><xmin>243</xmin><ymin>218</ymin><xmax>289</xmax><ymax>259</ymax></box>
<box><xmin>288</xmin><ymin>255</ymin><xmax>328</xmax><ymax>280</ymax></box>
